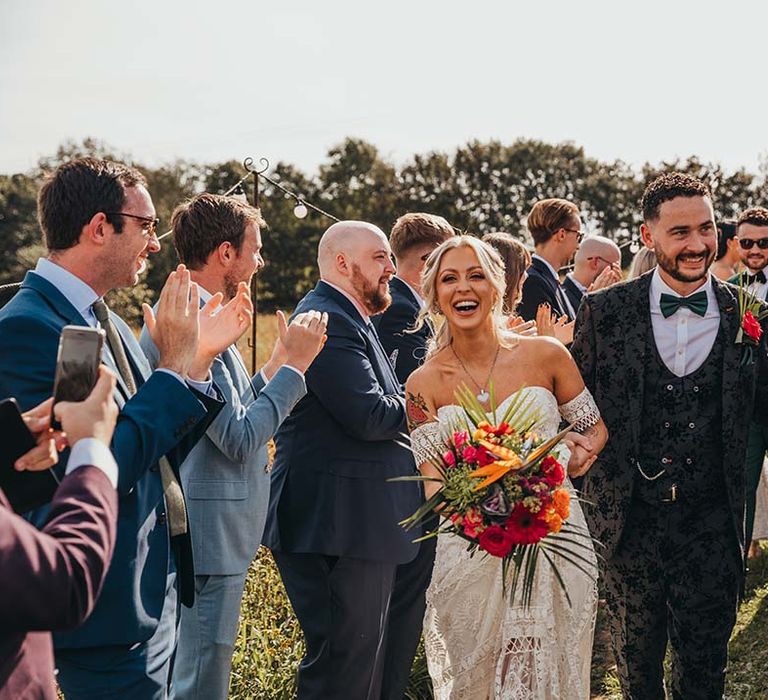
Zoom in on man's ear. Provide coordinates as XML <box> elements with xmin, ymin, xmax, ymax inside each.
<box><xmin>217</xmin><ymin>241</ymin><xmax>234</xmax><ymax>266</ymax></box>
<box><xmin>83</xmin><ymin>212</ymin><xmax>109</xmax><ymax>246</ymax></box>
<box><xmin>336</xmin><ymin>252</ymin><xmax>350</xmax><ymax>276</ymax></box>
<box><xmin>640</xmin><ymin>223</ymin><xmax>654</xmax><ymax>250</ymax></box>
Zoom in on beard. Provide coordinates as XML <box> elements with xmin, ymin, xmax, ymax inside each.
<box><xmin>654</xmin><ymin>246</ymin><xmax>715</xmax><ymax>284</ymax></box>
<box><xmin>351</xmin><ymin>264</ymin><xmax>391</xmax><ymax>315</ymax></box>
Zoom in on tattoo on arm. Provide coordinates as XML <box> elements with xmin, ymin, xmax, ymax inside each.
<box><xmin>406</xmin><ymin>391</ymin><xmax>430</xmax><ymax>432</ymax></box>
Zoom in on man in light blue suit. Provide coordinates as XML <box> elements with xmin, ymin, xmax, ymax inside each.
<box><xmin>0</xmin><ymin>159</ymin><xmax>251</xmax><ymax>699</ymax></box>
<box><xmin>140</xmin><ymin>193</ymin><xmax>327</xmax><ymax>700</ymax></box>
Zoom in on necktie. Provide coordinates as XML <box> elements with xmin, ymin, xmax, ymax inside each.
<box><xmin>92</xmin><ymin>299</ymin><xmax>188</xmax><ymax>537</ymax></box>
<box><xmin>659</xmin><ymin>291</ymin><xmax>708</xmax><ymax>319</ymax></box>
<box><xmin>747</xmin><ymin>270</ymin><xmax>767</xmax><ymax>285</ymax></box>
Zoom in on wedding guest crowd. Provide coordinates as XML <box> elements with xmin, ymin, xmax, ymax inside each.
<box><xmin>2</xmin><ymin>155</ymin><xmax>768</xmax><ymax>700</ymax></box>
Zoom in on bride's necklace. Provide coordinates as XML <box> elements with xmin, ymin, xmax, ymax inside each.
<box><xmin>450</xmin><ymin>341</ymin><xmax>501</xmax><ymax>404</ymax></box>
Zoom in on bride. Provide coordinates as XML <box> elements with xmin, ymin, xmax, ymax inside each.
<box><xmin>405</xmin><ymin>235</ymin><xmax>608</xmax><ymax>699</ymax></box>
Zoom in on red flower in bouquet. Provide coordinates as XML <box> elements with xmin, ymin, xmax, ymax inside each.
<box><xmin>478</xmin><ymin>524</ymin><xmax>515</xmax><ymax>557</ymax></box>
<box><xmin>742</xmin><ymin>310</ymin><xmax>763</xmax><ymax>343</ymax></box>
<box><xmin>462</xmin><ymin>507</ymin><xmax>485</xmax><ymax>539</ymax></box>
<box><xmin>541</xmin><ymin>456</ymin><xmax>565</xmax><ymax>488</ymax></box>
<box><xmin>505</xmin><ymin>503</ymin><xmax>550</xmax><ymax>545</ymax></box>
<box><xmin>443</xmin><ymin>450</ymin><xmax>456</xmax><ymax>468</ymax></box>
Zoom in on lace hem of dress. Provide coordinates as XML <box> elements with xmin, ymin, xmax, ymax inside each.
<box><xmin>558</xmin><ymin>387</ymin><xmax>600</xmax><ymax>433</ymax></box>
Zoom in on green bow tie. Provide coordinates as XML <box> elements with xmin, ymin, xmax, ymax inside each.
<box><xmin>659</xmin><ymin>290</ymin><xmax>708</xmax><ymax>318</ymax></box>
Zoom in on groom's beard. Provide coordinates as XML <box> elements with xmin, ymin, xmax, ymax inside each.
<box><xmin>654</xmin><ymin>246</ymin><xmax>715</xmax><ymax>284</ymax></box>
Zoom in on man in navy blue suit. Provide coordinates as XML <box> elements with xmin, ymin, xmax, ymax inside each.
<box><xmin>371</xmin><ymin>212</ymin><xmax>453</xmax><ymax>700</ymax></box>
<box><xmin>263</xmin><ymin>220</ymin><xmax>422</xmax><ymax>700</ymax></box>
<box><xmin>0</xmin><ymin>158</ymin><xmax>249</xmax><ymax>699</ymax></box>
<box><xmin>518</xmin><ymin>198</ymin><xmax>585</xmax><ymax>344</ymax></box>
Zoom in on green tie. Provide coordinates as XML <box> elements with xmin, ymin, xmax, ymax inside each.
<box><xmin>92</xmin><ymin>299</ymin><xmax>188</xmax><ymax>537</ymax></box>
<box><xmin>659</xmin><ymin>291</ymin><xmax>708</xmax><ymax>319</ymax></box>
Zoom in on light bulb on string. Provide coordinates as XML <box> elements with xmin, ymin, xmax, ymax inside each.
<box><xmin>629</xmin><ymin>240</ymin><xmax>640</xmax><ymax>254</ymax></box>
<box><xmin>230</xmin><ymin>184</ymin><xmax>248</xmax><ymax>203</ymax></box>
<box><xmin>293</xmin><ymin>201</ymin><xmax>308</xmax><ymax>219</ymax></box>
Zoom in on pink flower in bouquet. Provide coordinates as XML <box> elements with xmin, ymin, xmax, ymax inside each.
<box><xmin>505</xmin><ymin>503</ymin><xmax>550</xmax><ymax>545</ymax></box>
<box><xmin>461</xmin><ymin>445</ymin><xmax>481</xmax><ymax>463</ymax></box>
<box><xmin>453</xmin><ymin>430</ymin><xmax>469</xmax><ymax>449</ymax></box>
<box><xmin>478</xmin><ymin>525</ymin><xmax>515</xmax><ymax>557</ymax></box>
<box><xmin>463</xmin><ymin>508</ymin><xmax>485</xmax><ymax>538</ymax></box>
<box><xmin>443</xmin><ymin>450</ymin><xmax>456</xmax><ymax>468</ymax></box>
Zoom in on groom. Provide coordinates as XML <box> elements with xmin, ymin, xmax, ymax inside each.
<box><xmin>572</xmin><ymin>173</ymin><xmax>768</xmax><ymax>699</ymax></box>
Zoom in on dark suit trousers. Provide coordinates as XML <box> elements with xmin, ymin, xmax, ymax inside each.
<box><xmin>744</xmin><ymin>421</ymin><xmax>768</xmax><ymax>546</ymax></box>
<box><xmin>603</xmin><ymin>498</ymin><xmax>742</xmax><ymax>700</ymax></box>
<box><xmin>381</xmin><ymin>535</ymin><xmax>437</xmax><ymax>700</ymax></box>
<box><xmin>56</xmin><ymin>568</ymin><xmax>178</xmax><ymax>700</ymax></box>
<box><xmin>272</xmin><ymin>551</ymin><xmax>396</xmax><ymax>700</ymax></box>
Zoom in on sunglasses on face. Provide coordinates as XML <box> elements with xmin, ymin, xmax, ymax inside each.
<box><xmin>563</xmin><ymin>228</ymin><xmax>586</xmax><ymax>243</ymax></box>
<box><xmin>105</xmin><ymin>212</ymin><xmax>160</xmax><ymax>238</ymax></box>
<box><xmin>738</xmin><ymin>238</ymin><xmax>768</xmax><ymax>250</ymax></box>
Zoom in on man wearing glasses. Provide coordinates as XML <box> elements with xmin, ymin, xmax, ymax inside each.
<box><xmin>518</xmin><ymin>198</ymin><xmax>586</xmax><ymax>344</ymax></box>
<box><xmin>563</xmin><ymin>235</ymin><xmax>622</xmax><ymax>314</ymax></box>
<box><xmin>0</xmin><ymin>158</ymin><xmax>250</xmax><ymax>699</ymax></box>
<box><xmin>730</xmin><ymin>207</ymin><xmax>768</xmax><ymax>555</ymax></box>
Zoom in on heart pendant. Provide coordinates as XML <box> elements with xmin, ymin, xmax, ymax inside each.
<box><xmin>477</xmin><ymin>390</ymin><xmax>489</xmax><ymax>403</ymax></box>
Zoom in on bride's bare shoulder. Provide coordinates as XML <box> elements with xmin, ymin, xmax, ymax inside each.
<box><xmin>514</xmin><ymin>335</ymin><xmax>570</xmax><ymax>360</ymax></box>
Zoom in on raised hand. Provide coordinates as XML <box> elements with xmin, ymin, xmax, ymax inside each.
<box><xmin>589</xmin><ymin>263</ymin><xmax>622</xmax><ymax>292</ymax></box>
<box><xmin>507</xmin><ymin>316</ymin><xmax>537</xmax><ymax>336</ymax></box>
<box><xmin>281</xmin><ymin>310</ymin><xmax>328</xmax><ymax>374</ymax></box>
<box><xmin>188</xmin><ymin>282</ymin><xmax>254</xmax><ymax>379</ymax></box>
<box><xmin>143</xmin><ymin>265</ymin><xmax>200</xmax><ymax>377</ymax></box>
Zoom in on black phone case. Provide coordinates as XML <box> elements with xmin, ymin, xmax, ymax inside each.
<box><xmin>0</xmin><ymin>398</ymin><xmax>59</xmax><ymax>514</ymax></box>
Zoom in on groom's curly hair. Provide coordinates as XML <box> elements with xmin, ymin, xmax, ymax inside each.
<box><xmin>641</xmin><ymin>172</ymin><xmax>711</xmax><ymax>223</ymax></box>
<box><xmin>737</xmin><ymin>206</ymin><xmax>768</xmax><ymax>229</ymax></box>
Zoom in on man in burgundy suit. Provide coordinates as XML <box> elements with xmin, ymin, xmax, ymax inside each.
<box><xmin>0</xmin><ymin>367</ymin><xmax>119</xmax><ymax>700</ymax></box>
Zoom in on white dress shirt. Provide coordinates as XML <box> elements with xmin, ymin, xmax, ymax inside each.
<box><xmin>745</xmin><ymin>271</ymin><xmax>768</xmax><ymax>301</ymax></box>
<box><xmin>649</xmin><ymin>269</ymin><xmax>720</xmax><ymax>377</ymax></box>
<box><xmin>65</xmin><ymin>438</ymin><xmax>119</xmax><ymax>488</ymax></box>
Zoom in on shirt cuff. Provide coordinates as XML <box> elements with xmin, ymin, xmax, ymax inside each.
<box><xmin>156</xmin><ymin>367</ymin><xmax>215</xmax><ymax>397</ymax></box>
<box><xmin>65</xmin><ymin>438</ymin><xmax>118</xmax><ymax>489</ymax></box>
<box><xmin>261</xmin><ymin>365</ymin><xmax>304</xmax><ymax>384</ymax></box>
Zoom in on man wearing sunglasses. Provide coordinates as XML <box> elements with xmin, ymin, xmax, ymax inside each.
<box><xmin>730</xmin><ymin>207</ymin><xmax>768</xmax><ymax>556</ymax></box>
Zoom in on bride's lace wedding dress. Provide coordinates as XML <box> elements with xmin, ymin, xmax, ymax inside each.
<box><xmin>410</xmin><ymin>387</ymin><xmax>599</xmax><ymax>700</ymax></box>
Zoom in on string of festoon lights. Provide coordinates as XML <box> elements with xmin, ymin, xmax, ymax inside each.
<box><xmin>156</xmin><ymin>157</ymin><xmax>340</xmax><ymax>372</ymax></box>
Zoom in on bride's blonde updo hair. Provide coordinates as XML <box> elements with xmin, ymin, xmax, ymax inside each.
<box><xmin>414</xmin><ymin>235</ymin><xmax>517</xmax><ymax>358</ymax></box>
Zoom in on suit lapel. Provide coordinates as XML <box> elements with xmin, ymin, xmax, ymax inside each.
<box><xmin>623</xmin><ymin>274</ymin><xmax>654</xmax><ymax>451</ymax></box>
<box><xmin>713</xmin><ymin>278</ymin><xmax>743</xmax><ymax>448</ymax></box>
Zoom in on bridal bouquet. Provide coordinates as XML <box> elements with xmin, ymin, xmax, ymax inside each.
<box><xmin>395</xmin><ymin>385</ymin><xmax>597</xmax><ymax>607</ymax></box>
<box><xmin>736</xmin><ymin>280</ymin><xmax>768</xmax><ymax>365</ymax></box>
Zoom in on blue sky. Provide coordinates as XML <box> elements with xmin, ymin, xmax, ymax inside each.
<box><xmin>1</xmin><ymin>0</ymin><xmax>765</xmax><ymax>176</ymax></box>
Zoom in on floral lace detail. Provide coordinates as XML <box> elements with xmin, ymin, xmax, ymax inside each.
<box><xmin>413</xmin><ymin>387</ymin><xmax>598</xmax><ymax>699</ymax></box>
<box><xmin>559</xmin><ymin>387</ymin><xmax>601</xmax><ymax>433</ymax></box>
<box><xmin>410</xmin><ymin>421</ymin><xmax>443</xmax><ymax>466</ymax></box>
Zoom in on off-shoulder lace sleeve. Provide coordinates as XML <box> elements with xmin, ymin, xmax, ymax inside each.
<box><xmin>559</xmin><ymin>387</ymin><xmax>601</xmax><ymax>432</ymax></box>
<box><xmin>410</xmin><ymin>421</ymin><xmax>443</xmax><ymax>466</ymax></box>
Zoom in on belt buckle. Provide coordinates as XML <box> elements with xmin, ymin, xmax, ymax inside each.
<box><xmin>661</xmin><ymin>484</ymin><xmax>678</xmax><ymax>503</ymax></box>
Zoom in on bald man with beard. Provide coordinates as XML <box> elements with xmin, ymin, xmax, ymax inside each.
<box><xmin>262</xmin><ymin>221</ymin><xmax>421</xmax><ymax>700</ymax></box>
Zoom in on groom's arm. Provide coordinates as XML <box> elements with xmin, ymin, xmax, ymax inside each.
<box><xmin>570</xmin><ymin>296</ymin><xmax>597</xmax><ymax>395</ymax></box>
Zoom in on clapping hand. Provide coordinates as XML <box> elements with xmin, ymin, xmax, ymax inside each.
<box><xmin>262</xmin><ymin>309</ymin><xmax>328</xmax><ymax>378</ymax></box>
<box><xmin>535</xmin><ymin>304</ymin><xmax>574</xmax><ymax>345</ymax></box>
<box><xmin>507</xmin><ymin>316</ymin><xmax>537</xmax><ymax>336</ymax></box>
<box><xmin>589</xmin><ymin>263</ymin><xmax>622</xmax><ymax>292</ymax></box>
<box><xmin>188</xmin><ymin>282</ymin><xmax>254</xmax><ymax>380</ymax></box>
<box><xmin>143</xmin><ymin>265</ymin><xmax>200</xmax><ymax>377</ymax></box>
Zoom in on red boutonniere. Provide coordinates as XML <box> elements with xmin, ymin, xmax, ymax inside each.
<box><xmin>736</xmin><ymin>279</ymin><xmax>768</xmax><ymax>364</ymax></box>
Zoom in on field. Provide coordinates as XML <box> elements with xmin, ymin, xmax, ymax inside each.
<box><xmin>233</xmin><ymin>314</ymin><xmax>768</xmax><ymax>699</ymax></box>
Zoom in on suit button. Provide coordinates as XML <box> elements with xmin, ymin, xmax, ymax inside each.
<box><xmin>688</xmin><ymin>422</ymin><xmax>696</xmax><ymax>429</ymax></box>
<box><xmin>661</xmin><ymin>456</ymin><xmax>672</xmax><ymax>465</ymax></box>
<box><xmin>666</xmin><ymin>384</ymin><xmax>674</xmax><ymax>391</ymax></box>
<box><xmin>693</xmin><ymin>386</ymin><xmax>700</xmax><ymax>393</ymax></box>
<box><xmin>664</xmin><ymin>422</ymin><xmax>671</xmax><ymax>428</ymax></box>
<box><xmin>158</xmin><ymin>513</ymin><xmax>167</xmax><ymax>526</ymax></box>
<box><xmin>686</xmin><ymin>458</ymin><xmax>693</xmax><ymax>465</ymax></box>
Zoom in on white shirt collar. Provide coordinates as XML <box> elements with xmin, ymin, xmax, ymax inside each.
<box><xmin>322</xmin><ymin>280</ymin><xmax>370</xmax><ymax>323</ymax></box>
<box><xmin>34</xmin><ymin>257</ymin><xmax>100</xmax><ymax>323</ymax></box>
<box><xmin>532</xmin><ymin>254</ymin><xmax>560</xmax><ymax>282</ymax></box>
<box><xmin>397</xmin><ymin>276</ymin><xmax>426</xmax><ymax>308</ymax></box>
<box><xmin>566</xmin><ymin>272</ymin><xmax>587</xmax><ymax>294</ymax></box>
<box><xmin>649</xmin><ymin>268</ymin><xmax>718</xmax><ymax>317</ymax></box>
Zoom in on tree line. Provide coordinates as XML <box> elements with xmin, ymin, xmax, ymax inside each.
<box><xmin>2</xmin><ymin>137</ymin><xmax>767</xmax><ymax>324</ymax></box>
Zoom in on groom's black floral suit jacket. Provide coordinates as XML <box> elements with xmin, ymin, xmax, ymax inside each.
<box><xmin>571</xmin><ymin>271</ymin><xmax>768</xmax><ymax>562</ymax></box>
